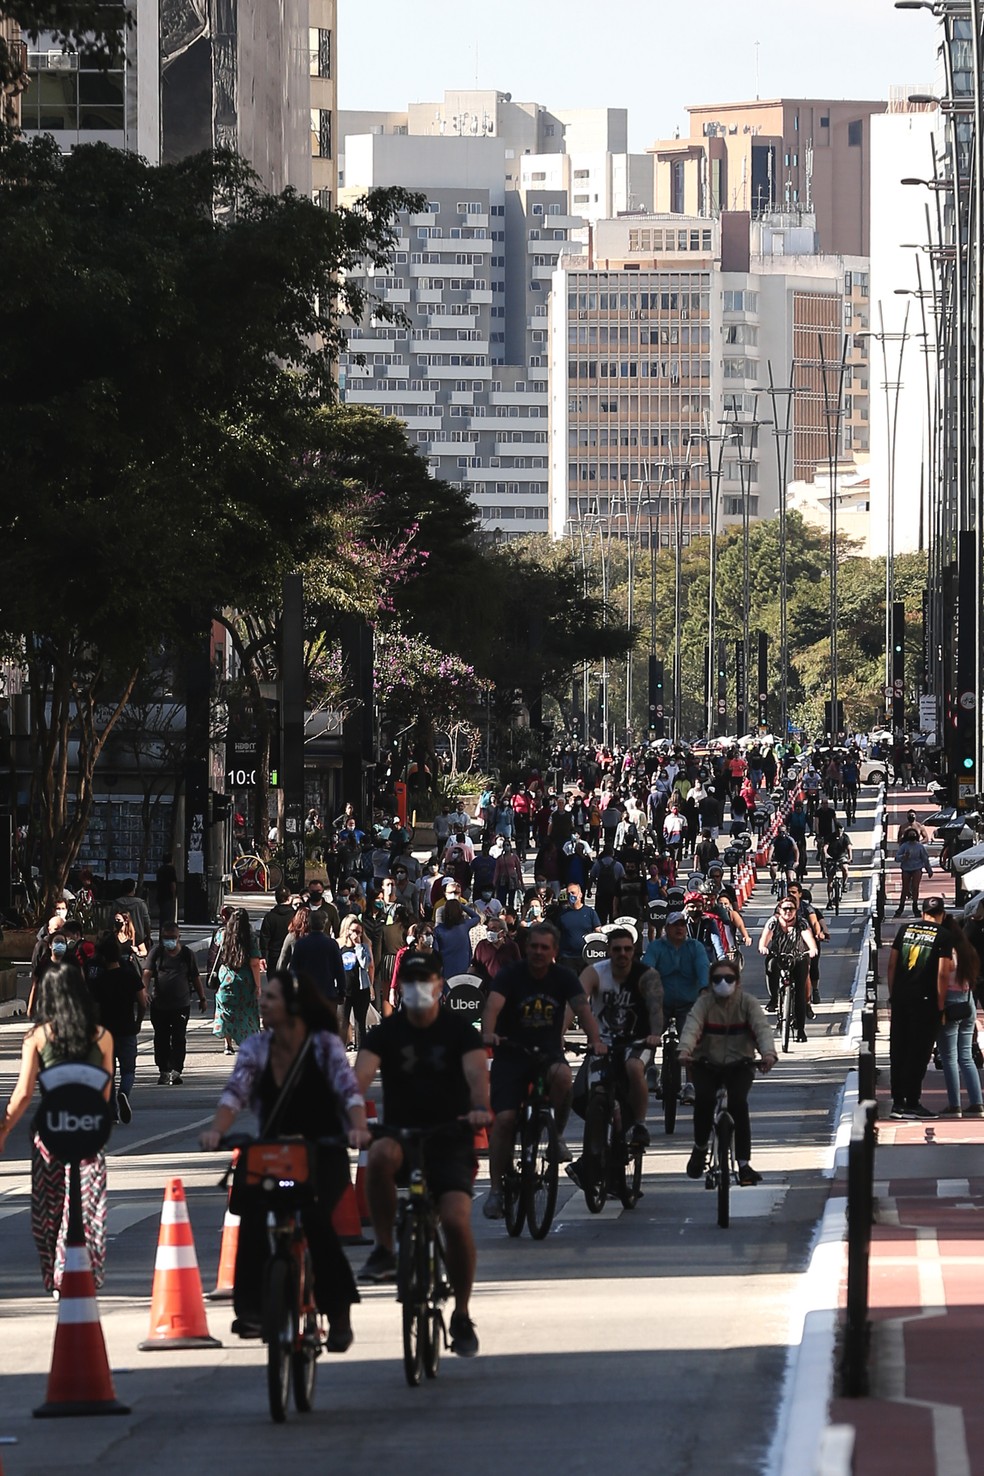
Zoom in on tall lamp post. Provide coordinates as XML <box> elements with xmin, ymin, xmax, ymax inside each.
<box><xmin>702</xmin><ymin>422</ymin><xmax>736</xmax><ymax>737</ymax></box>
<box><xmin>818</xmin><ymin>333</ymin><xmax>849</xmax><ymax>740</ymax></box>
<box><xmin>765</xmin><ymin>366</ymin><xmax>797</xmax><ymax>741</ymax></box>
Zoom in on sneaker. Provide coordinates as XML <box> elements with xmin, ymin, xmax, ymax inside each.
<box><xmin>230</xmin><ymin>1318</ymin><xmax>262</xmax><ymax>1338</ymax></box>
<box><xmin>805</xmin><ymin>1005</ymin><xmax>816</xmax><ymax>1021</ymax></box>
<box><xmin>449</xmin><ymin>1310</ymin><xmax>479</xmax><ymax>1358</ymax></box>
<box><xmin>738</xmin><ymin>1163</ymin><xmax>762</xmax><ymax>1186</ymax></box>
<box><xmin>812</xmin><ymin>987</ymin><xmax>823</xmax><ymax>1005</ymax></box>
<box><xmin>939</xmin><ymin>1105</ymin><xmax>963</xmax><ymax>1117</ymax></box>
<box><xmin>890</xmin><ymin>1103</ymin><xmax>907</xmax><ymax>1120</ymax></box>
<box><xmin>965</xmin><ymin>1104</ymin><xmax>984</xmax><ymax>1118</ymax></box>
<box><xmin>893</xmin><ymin>907</ymin><xmax>904</xmax><ymax>918</ymax></box>
<box><xmin>680</xmin><ymin>1082</ymin><xmax>695</xmax><ymax>1106</ymax></box>
<box><xmin>906</xmin><ymin>1102</ymin><xmax>936</xmax><ymax>1119</ymax></box>
<box><xmin>796</xmin><ymin>1032</ymin><xmax>808</xmax><ymax>1043</ymax></box>
<box><xmin>552</xmin><ymin>1137</ymin><xmax>573</xmax><ymax>1163</ymax></box>
<box><xmin>482</xmin><ymin>1190</ymin><xmax>504</xmax><ymax>1221</ymax></box>
<box><xmin>357</xmin><ymin>1245</ymin><xmax>398</xmax><ymax>1283</ymax></box>
<box><xmin>170</xmin><ymin>1072</ymin><xmax>183</xmax><ymax>1085</ymax></box>
<box><xmin>325</xmin><ymin>1323</ymin><xmax>354</xmax><ymax>1353</ymax></box>
<box><xmin>158</xmin><ymin>1072</ymin><xmax>170</xmax><ymax>1086</ymax></box>
<box><xmin>628</xmin><ymin>1121</ymin><xmax>651</xmax><ymax>1148</ymax></box>
<box><xmin>565</xmin><ymin>1161</ymin><xmax>585</xmax><ymax>1191</ymax></box>
<box><xmin>117</xmin><ymin>1091</ymin><xmax>132</xmax><ymax>1125</ymax></box>
<box><xmin>686</xmin><ymin>1144</ymin><xmax>707</xmax><ymax>1179</ymax></box>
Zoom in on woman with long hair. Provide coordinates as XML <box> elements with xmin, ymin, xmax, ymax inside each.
<box><xmin>277</xmin><ymin>904</ymin><xmax>311</xmax><ymax>971</ymax></box>
<box><xmin>114</xmin><ymin>908</ymin><xmax>147</xmax><ymax>963</ymax></box>
<box><xmin>200</xmin><ymin>970</ymin><xmax>369</xmax><ymax>1350</ymax></box>
<box><xmin>937</xmin><ymin>924</ymin><xmax>984</xmax><ymax>1117</ymax></box>
<box><xmin>0</xmin><ymin>964</ymin><xmax>114</xmax><ymax>1293</ymax></box>
<box><xmin>212</xmin><ymin>907</ymin><xmax>261</xmax><ymax>1055</ymax></box>
<box><xmin>337</xmin><ymin>914</ymin><xmax>375</xmax><ymax>1050</ymax></box>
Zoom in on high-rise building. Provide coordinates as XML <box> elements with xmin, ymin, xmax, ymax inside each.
<box><xmin>309</xmin><ymin>1</ymin><xmax>336</xmax><ymax>209</ymax></box>
<box><xmin>649</xmin><ymin>98</ymin><xmax>888</xmax><ymax>256</ymax></box>
<box><xmin>548</xmin><ymin>212</ymin><xmax>869</xmax><ymax>539</ymax></box>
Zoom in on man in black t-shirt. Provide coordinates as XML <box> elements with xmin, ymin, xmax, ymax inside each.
<box><xmin>355</xmin><ymin>954</ymin><xmax>491</xmax><ymax>1359</ymax></box>
<box><xmin>887</xmin><ymin>896</ymin><xmax>952</xmax><ymax>1119</ymax></box>
<box><xmin>481</xmin><ymin>921</ymin><xmax>604</xmax><ymax>1220</ymax></box>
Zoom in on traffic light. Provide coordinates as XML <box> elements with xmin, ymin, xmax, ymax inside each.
<box><xmin>209</xmin><ymin>790</ymin><xmax>232</xmax><ymax>823</ymax></box>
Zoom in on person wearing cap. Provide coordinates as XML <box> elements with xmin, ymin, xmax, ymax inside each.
<box><xmin>683</xmin><ymin>890</ymin><xmax>726</xmax><ymax>963</ymax></box>
<box><xmin>894</xmin><ymin>828</ymin><xmax>933</xmax><ymax>918</ymax></box>
<box><xmin>887</xmin><ymin>896</ymin><xmax>953</xmax><ymax>1119</ymax></box>
<box><xmin>642</xmin><ymin>911</ymin><xmax>709</xmax><ymax>1105</ymax></box>
<box><xmin>679</xmin><ymin>956</ymin><xmax>777</xmax><ymax>1186</ymax></box>
<box><xmin>704</xmin><ymin>871</ymin><xmax>752</xmax><ymax>951</ymax></box>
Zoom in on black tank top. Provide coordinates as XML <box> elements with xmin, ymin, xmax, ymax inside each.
<box><xmin>257</xmin><ymin>1040</ymin><xmax>343</xmax><ymax>1138</ymax></box>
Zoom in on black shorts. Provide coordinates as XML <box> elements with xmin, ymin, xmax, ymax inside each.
<box><xmin>490</xmin><ymin>1048</ymin><xmax>565</xmax><ymax>1115</ymax></box>
<box><xmin>391</xmin><ymin>1126</ymin><xmax>477</xmax><ymax>1199</ymax></box>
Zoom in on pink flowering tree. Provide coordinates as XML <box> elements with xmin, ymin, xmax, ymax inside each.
<box><xmin>375</xmin><ymin>629</ymin><xmax>492</xmax><ymax>787</ymax></box>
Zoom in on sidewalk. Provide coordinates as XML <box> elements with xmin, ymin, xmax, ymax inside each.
<box><xmin>826</xmin><ymin>786</ymin><xmax>984</xmax><ymax>1476</ymax></box>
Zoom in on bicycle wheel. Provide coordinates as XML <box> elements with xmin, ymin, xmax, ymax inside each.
<box><xmin>781</xmin><ymin>982</ymin><xmax>793</xmax><ymax>1054</ymax></box>
<box><xmin>716</xmin><ymin>1113</ymin><xmax>733</xmax><ymax>1229</ymax></box>
<box><xmin>831</xmin><ymin>877</ymin><xmax>841</xmax><ymax>917</ymax></box>
<box><xmin>662</xmin><ymin>1039</ymin><xmax>680</xmax><ymax>1135</ymax></box>
<box><xmin>292</xmin><ymin>1311</ymin><xmax>318</xmax><ymax>1413</ymax></box>
<box><xmin>398</xmin><ymin>1213</ymin><xmax>424</xmax><ymax>1388</ymax></box>
<box><xmin>581</xmin><ymin>1090</ymin><xmax>609</xmax><ymax>1213</ymax></box>
<box><xmin>423</xmin><ymin>1229</ymin><xmax>445</xmax><ymax>1379</ymax></box>
<box><xmin>525</xmin><ymin>1110</ymin><xmax>559</xmax><ymax>1241</ymax></box>
<box><xmin>503</xmin><ymin>1146</ymin><xmax>525</xmax><ymax>1237</ymax></box>
<box><xmin>263</xmin><ymin>1258</ymin><xmax>295</xmax><ymax>1424</ymax></box>
<box><xmin>266</xmin><ymin>862</ymin><xmax>285</xmax><ymax>890</ymax></box>
<box><xmin>622</xmin><ymin>1144</ymin><xmax>644</xmax><ymax>1209</ymax></box>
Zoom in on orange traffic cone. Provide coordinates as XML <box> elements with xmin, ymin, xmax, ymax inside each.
<box><xmin>34</xmin><ymin>1232</ymin><xmax>129</xmax><ymax>1417</ymax></box>
<box><xmin>332</xmin><ymin>1178</ymin><xmax>368</xmax><ymax>1245</ymax></box>
<box><xmin>354</xmin><ymin>1102</ymin><xmax>376</xmax><ymax>1226</ymax></box>
<box><xmin>206</xmin><ymin>1151</ymin><xmax>240</xmax><ymax>1302</ymax></box>
<box><xmin>139</xmin><ymin>1179</ymin><xmax>221</xmax><ymax>1350</ymax></box>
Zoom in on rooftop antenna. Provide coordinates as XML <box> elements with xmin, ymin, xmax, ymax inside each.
<box><xmin>755</xmin><ymin>42</ymin><xmax>760</xmax><ymax>100</ymax></box>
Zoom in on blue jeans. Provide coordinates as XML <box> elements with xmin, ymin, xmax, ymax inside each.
<box><xmin>112</xmin><ymin>1033</ymin><xmax>138</xmax><ymax>1112</ymax></box>
<box><xmin>938</xmin><ymin>1006</ymin><xmax>983</xmax><ymax>1108</ymax></box>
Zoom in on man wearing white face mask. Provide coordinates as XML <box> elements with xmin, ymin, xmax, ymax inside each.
<box><xmin>354</xmin><ymin>955</ymin><xmax>492</xmax><ymax>1359</ymax></box>
<box><xmin>678</xmin><ymin>959</ymin><xmax>776</xmax><ymax>1187</ymax></box>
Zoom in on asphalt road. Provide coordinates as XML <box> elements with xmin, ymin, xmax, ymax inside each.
<box><xmin>0</xmin><ymin>805</ymin><xmax>875</xmax><ymax>1476</ymax></box>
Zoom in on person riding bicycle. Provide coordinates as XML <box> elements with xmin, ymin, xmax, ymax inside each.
<box><xmin>787</xmin><ymin>881</ymin><xmax>829</xmax><ymax>1008</ymax></box>
<box><xmin>354</xmin><ymin>953</ymin><xmax>492</xmax><ymax>1359</ymax></box>
<box><xmin>769</xmin><ymin>826</ymin><xmax>799</xmax><ymax>890</ymax></box>
<box><xmin>679</xmin><ymin>957</ymin><xmax>777</xmax><ymax>1186</ymax></box>
<box><xmin>814</xmin><ymin>796</ymin><xmax>838</xmax><ymax>869</ymax></box>
<box><xmin>802</xmin><ymin>764</ymin><xmax>821</xmax><ymax>825</ymax></box>
<box><xmin>822</xmin><ymin>825</ymin><xmax>853</xmax><ymax>899</ymax></box>
<box><xmin>572</xmin><ymin>926</ymin><xmax>663</xmax><ymax>1171</ymax></box>
<box><xmin>683</xmin><ymin>890</ymin><xmax>726</xmax><ymax>963</ymax></box>
<box><xmin>703</xmin><ymin>871</ymin><xmax>752</xmax><ymax>952</ymax></box>
<box><xmin>642</xmin><ymin>910</ymin><xmax>709</xmax><ymax>1105</ymax></box>
<box><xmin>200</xmin><ymin>969</ymin><xmax>369</xmax><ymax>1352</ymax></box>
<box><xmin>481</xmin><ymin>921</ymin><xmax>605</xmax><ymax>1221</ymax></box>
<box><xmin>841</xmin><ymin>754</ymin><xmax>860</xmax><ymax>819</ymax></box>
<box><xmin>759</xmin><ymin>900</ymin><xmax>817</xmax><ymax>1040</ymax></box>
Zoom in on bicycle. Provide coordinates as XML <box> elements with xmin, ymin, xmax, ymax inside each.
<box><xmin>572</xmin><ymin>1035</ymin><xmax>648</xmax><ymax>1212</ymax></box>
<box><xmin>703</xmin><ymin>1077</ymin><xmax>737</xmax><ymax>1229</ymax></box>
<box><xmin>824</xmin><ymin>857</ymin><xmax>844</xmax><ymax>917</ymax></box>
<box><xmin>220</xmin><ymin>1133</ymin><xmax>345</xmax><ymax>1423</ymax></box>
<box><xmin>775</xmin><ymin>960</ymin><xmax>796</xmax><ymax>1054</ymax></box>
<box><xmin>660</xmin><ymin>1016</ymin><xmax>681</xmax><ymax>1135</ymax></box>
<box><xmin>369</xmin><ymin>1123</ymin><xmax>455</xmax><ymax>1387</ymax></box>
<box><xmin>497</xmin><ymin>1043</ymin><xmax>561</xmax><ymax>1241</ymax></box>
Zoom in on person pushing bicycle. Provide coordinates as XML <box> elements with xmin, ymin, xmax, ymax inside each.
<box><xmin>679</xmin><ymin>958</ymin><xmax>777</xmax><ymax>1187</ymax></box>
<box><xmin>354</xmin><ymin>954</ymin><xmax>492</xmax><ymax>1358</ymax></box>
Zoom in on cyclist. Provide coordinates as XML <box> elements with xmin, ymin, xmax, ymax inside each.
<box><xmin>703</xmin><ymin>871</ymin><xmax>752</xmax><ymax>953</ymax></box>
<box><xmin>481</xmin><ymin>921</ymin><xmax>605</xmax><ymax>1221</ymax></box>
<box><xmin>354</xmin><ymin>954</ymin><xmax>492</xmax><ymax>1359</ymax></box>
<box><xmin>758</xmin><ymin>899</ymin><xmax>817</xmax><ymax>1039</ymax></box>
<box><xmin>769</xmin><ymin>825</ymin><xmax>800</xmax><ymax>893</ymax></box>
<box><xmin>679</xmin><ymin>957</ymin><xmax>777</xmax><ymax>1186</ymax></box>
<box><xmin>822</xmin><ymin>824</ymin><xmax>853</xmax><ymax>904</ymax></box>
<box><xmin>814</xmin><ymin>796</ymin><xmax>838</xmax><ymax>870</ymax></box>
<box><xmin>683</xmin><ymin>890</ymin><xmax>726</xmax><ymax>963</ymax></box>
<box><xmin>787</xmin><ymin>881</ymin><xmax>829</xmax><ymax>1007</ymax></box>
<box><xmin>802</xmin><ymin>764</ymin><xmax>821</xmax><ymax>826</ymax></box>
<box><xmin>199</xmin><ymin>970</ymin><xmax>369</xmax><ymax>1351</ymax></box>
<box><xmin>573</xmin><ymin>926</ymin><xmax>663</xmax><ymax>1164</ymax></box>
<box><xmin>642</xmin><ymin>910</ymin><xmax>709</xmax><ymax>1105</ymax></box>
<box><xmin>786</xmin><ymin>800</ymin><xmax>810</xmax><ymax>877</ymax></box>
<box><xmin>842</xmin><ymin>753</ymin><xmax>860</xmax><ymax>823</ymax></box>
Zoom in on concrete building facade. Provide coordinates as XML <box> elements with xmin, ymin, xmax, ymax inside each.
<box><xmin>649</xmin><ymin>97</ymin><xmax>888</xmax><ymax>257</ymax></box>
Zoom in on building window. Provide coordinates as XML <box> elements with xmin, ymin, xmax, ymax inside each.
<box><xmin>311</xmin><ymin>108</ymin><xmax>332</xmax><ymax>159</ymax></box>
<box><xmin>848</xmin><ymin>120</ymin><xmax>862</xmax><ymax>147</ymax></box>
<box><xmin>313</xmin><ymin>188</ymin><xmax>332</xmax><ymax>211</ymax></box>
<box><xmin>309</xmin><ymin>27</ymin><xmax>331</xmax><ymax>78</ymax></box>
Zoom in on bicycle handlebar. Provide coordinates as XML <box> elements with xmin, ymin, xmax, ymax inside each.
<box><xmin>215</xmin><ymin>1132</ymin><xmax>352</xmax><ymax>1152</ymax></box>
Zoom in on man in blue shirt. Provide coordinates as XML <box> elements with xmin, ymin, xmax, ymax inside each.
<box><xmin>557</xmin><ymin>883</ymin><xmax>601</xmax><ymax>969</ymax></box>
<box><xmin>643</xmin><ymin>911</ymin><xmax>709</xmax><ymax>1104</ymax></box>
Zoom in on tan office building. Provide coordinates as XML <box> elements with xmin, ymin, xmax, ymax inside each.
<box><xmin>649</xmin><ymin>98</ymin><xmax>887</xmax><ymax>257</ymax></box>
<box><xmin>310</xmin><ymin>0</ymin><xmax>336</xmax><ymax>209</ymax></box>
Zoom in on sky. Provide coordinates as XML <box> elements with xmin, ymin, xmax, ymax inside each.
<box><xmin>339</xmin><ymin>0</ymin><xmax>940</xmax><ymax>152</ymax></box>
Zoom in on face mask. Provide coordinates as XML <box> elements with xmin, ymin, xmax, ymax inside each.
<box><xmin>163</xmin><ymin>938</ymin><xmax>179</xmax><ymax>952</ymax></box>
<box><xmin>480</xmin><ymin>890</ymin><xmax>493</xmax><ymax>901</ymax></box>
<box><xmin>51</xmin><ymin>940</ymin><xmax>67</xmax><ymax>957</ymax></box>
<box><xmin>712</xmin><ymin>978</ymin><xmax>737</xmax><ymax>999</ymax></box>
<box><xmin>402</xmin><ymin>982</ymin><xmax>440</xmax><ymax>1010</ymax></box>
<box><xmin>418</xmin><ymin>935</ymin><xmax>434</xmax><ymax>947</ymax></box>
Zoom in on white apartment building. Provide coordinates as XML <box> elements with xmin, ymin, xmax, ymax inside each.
<box><xmin>548</xmin><ymin>212</ymin><xmax>870</xmax><ymax>540</ymax></box>
<box><xmin>339</xmin><ymin>130</ymin><xmax>592</xmax><ymax>535</ymax></box>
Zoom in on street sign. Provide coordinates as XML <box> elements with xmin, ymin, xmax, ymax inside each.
<box><xmin>893</xmin><ymin>679</ymin><xmax>904</xmax><ymax>696</ymax></box>
<box><xmin>959</xmin><ymin>691</ymin><xmax>977</xmax><ymax>712</ymax></box>
<box><xmin>884</xmin><ymin>686</ymin><xmax>895</xmax><ymax>698</ymax></box>
<box><xmin>918</xmin><ymin>695</ymin><xmax>937</xmax><ymax>731</ymax></box>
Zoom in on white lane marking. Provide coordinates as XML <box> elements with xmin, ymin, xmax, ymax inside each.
<box><xmin>109</xmin><ymin>1114</ymin><xmax>213</xmax><ymax>1156</ymax></box>
<box><xmin>106</xmin><ymin>1199</ymin><xmax>165</xmax><ymax>1238</ymax></box>
<box><xmin>938</xmin><ymin>1177</ymin><xmax>970</xmax><ymax>1198</ymax></box>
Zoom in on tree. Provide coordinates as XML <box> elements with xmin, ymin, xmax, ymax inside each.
<box><xmin>0</xmin><ymin>135</ymin><xmax>420</xmax><ymax>913</ymax></box>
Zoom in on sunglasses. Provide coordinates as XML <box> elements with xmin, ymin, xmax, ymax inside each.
<box><xmin>712</xmin><ymin>973</ymin><xmax>739</xmax><ymax>984</ymax></box>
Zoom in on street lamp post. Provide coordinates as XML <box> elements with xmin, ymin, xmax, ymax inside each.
<box><xmin>818</xmin><ymin>333</ymin><xmax>849</xmax><ymax>740</ymax></box>
<box><xmin>765</xmin><ymin>367</ymin><xmax>796</xmax><ymax>742</ymax></box>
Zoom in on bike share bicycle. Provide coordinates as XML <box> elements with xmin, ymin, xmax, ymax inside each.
<box><xmin>570</xmin><ymin>1034</ymin><xmax>648</xmax><ymax>1211</ymax></box>
<box><xmin>498</xmin><ymin>1042</ymin><xmax>562</xmax><ymax>1239</ymax></box>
